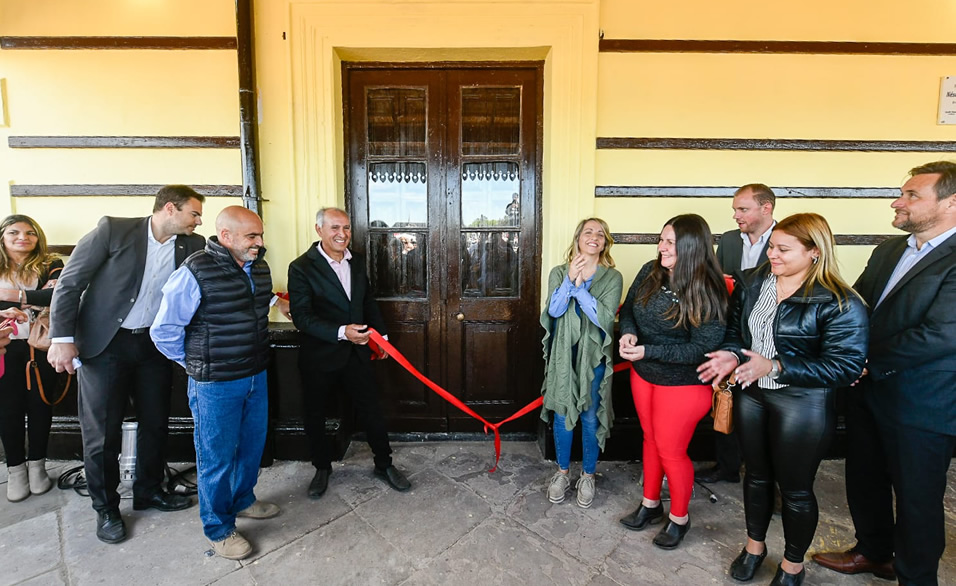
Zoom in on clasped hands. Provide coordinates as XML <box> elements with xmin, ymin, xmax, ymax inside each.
<box><xmin>697</xmin><ymin>349</ymin><xmax>772</xmax><ymax>389</ymax></box>
<box><xmin>567</xmin><ymin>254</ymin><xmax>588</xmax><ymax>288</ymax></box>
<box><xmin>618</xmin><ymin>333</ymin><xmax>645</xmax><ymax>362</ymax></box>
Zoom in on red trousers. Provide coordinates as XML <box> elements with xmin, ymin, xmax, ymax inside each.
<box><xmin>631</xmin><ymin>370</ymin><xmax>712</xmax><ymax>517</ymax></box>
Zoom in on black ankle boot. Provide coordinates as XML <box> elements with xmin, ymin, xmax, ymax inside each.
<box><xmin>729</xmin><ymin>546</ymin><xmax>767</xmax><ymax>582</ymax></box>
<box><xmin>619</xmin><ymin>503</ymin><xmax>664</xmax><ymax>531</ymax></box>
<box><xmin>769</xmin><ymin>564</ymin><xmax>805</xmax><ymax>586</ymax></box>
<box><xmin>652</xmin><ymin>518</ymin><xmax>691</xmax><ymax>549</ymax></box>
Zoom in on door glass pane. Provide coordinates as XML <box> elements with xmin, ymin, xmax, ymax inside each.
<box><xmin>461</xmin><ymin>87</ymin><xmax>520</xmax><ymax>156</ymax></box>
<box><xmin>369</xmin><ymin>230</ymin><xmax>426</xmax><ymax>298</ymax></box>
<box><xmin>461</xmin><ymin>162</ymin><xmax>519</xmax><ymax>227</ymax></box>
<box><xmin>461</xmin><ymin>231</ymin><xmax>519</xmax><ymax>297</ymax></box>
<box><xmin>369</xmin><ymin>162</ymin><xmax>427</xmax><ymax>227</ymax></box>
<box><xmin>367</xmin><ymin>88</ymin><xmax>426</xmax><ymax>157</ymax></box>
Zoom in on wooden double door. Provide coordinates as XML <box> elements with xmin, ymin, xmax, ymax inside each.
<box><xmin>344</xmin><ymin>63</ymin><xmax>543</xmax><ymax>432</ymax></box>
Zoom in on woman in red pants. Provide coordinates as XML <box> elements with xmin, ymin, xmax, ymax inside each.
<box><xmin>618</xmin><ymin>214</ymin><xmax>729</xmax><ymax>549</ymax></box>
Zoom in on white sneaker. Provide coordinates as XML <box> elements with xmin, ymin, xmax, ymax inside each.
<box><xmin>27</xmin><ymin>459</ymin><xmax>53</xmax><ymax>495</ymax></box>
<box><xmin>210</xmin><ymin>531</ymin><xmax>252</xmax><ymax>560</ymax></box>
<box><xmin>547</xmin><ymin>470</ymin><xmax>571</xmax><ymax>503</ymax></box>
<box><xmin>575</xmin><ymin>473</ymin><xmax>595</xmax><ymax>508</ymax></box>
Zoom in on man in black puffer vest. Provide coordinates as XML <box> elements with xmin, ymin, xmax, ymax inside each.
<box><xmin>150</xmin><ymin>206</ymin><xmax>280</xmax><ymax>561</ymax></box>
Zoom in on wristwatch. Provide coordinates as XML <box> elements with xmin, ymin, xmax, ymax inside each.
<box><xmin>769</xmin><ymin>359</ymin><xmax>781</xmax><ymax>380</ymax></box>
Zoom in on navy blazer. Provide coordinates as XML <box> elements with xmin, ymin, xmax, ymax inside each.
<box><xmin>853</xmin><ymin>232</ymin><xmax>956</xmax><ymax>435</ymax></box>
<box><xmin>287</xmin><ymin>242</ymin><xmax>387</xmax><ymax>371</ymax></box>
<box><xmin>716</xmin><ymin>228</ymin><xmax>771</xmax><ymax>283</ymax></box>
<box><xmin>50</xmin><ymin>216</ymin><xmax>205</xmax><ymax>359</ymax></box>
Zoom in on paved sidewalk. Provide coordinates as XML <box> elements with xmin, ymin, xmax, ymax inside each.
<box><xmin>1</xmin><ymin>441</ymin><xmax>954</xmax><ymax>585</ymax></box>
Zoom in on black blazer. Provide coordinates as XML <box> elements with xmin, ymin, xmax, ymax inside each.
<box><xmin>716</xmin><ymin>228</ymin><xmax>770</xmax><ymax>283</ymax></box>
<box><xmin>50</xmin><ymin>216</ymin><xmax>205</xmax><ymax>359</ymax></box>
<box><xmin>287</xmin><ymin>242</ymin><xmax>387</xmax><ymax>371</ymax></box>
<box><xmin>853</xmin><ymin>233</ymin><xmax>956</xmax><ymax>435</ymax></box>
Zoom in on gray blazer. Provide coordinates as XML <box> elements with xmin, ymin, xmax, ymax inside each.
<box><xmin>50</xmin><ymin>216</ymin><xmax>205</xmax><ymax>360</ymax></box>
<box><xmin>715</xmin><ymin>228</ymin><xmax>770</xmax><ymax>283</ymax></box>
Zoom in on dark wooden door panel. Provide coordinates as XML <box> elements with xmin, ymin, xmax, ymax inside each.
<box><xmin>345</xmin><ymin>63</ymin><xmax>542</xmax><ymax>433</ymax></box>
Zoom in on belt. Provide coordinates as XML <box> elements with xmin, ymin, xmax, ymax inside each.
<box><xmin>124</xmin><ymin>327</ymin><xmax>150</xmax><ymax>335</ymax></box>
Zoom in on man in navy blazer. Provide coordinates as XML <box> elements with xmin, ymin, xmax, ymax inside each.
<box><xmin>697</xmin><ymin>184</ymin><xmax>775</xmax><ymax>485</ymax></box>
<box><xmin>813</xmin><ymin>161</ymin><xmax>956</xmax><ymax>585</ymax></box>
<box><xmin>287</xmin><ymin>207</ymin><xmax>411</xmax><ymax>499</ymax></box>
<box><xmin>48</xmin><ymin>185</ymin><xmax>205</xmax><ymax>544</ymax></box>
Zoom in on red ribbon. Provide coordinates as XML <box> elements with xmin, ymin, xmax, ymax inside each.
<box><xmin>368</xmin><ymin>328</ymin><xmax>634</xmax><ymax>472</ymax></box>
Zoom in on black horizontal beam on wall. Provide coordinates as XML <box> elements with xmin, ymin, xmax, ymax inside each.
<box><xmin>596</xmin><ymin>186</ymin><xmax>898</xmax><ymax>198</ymax></box>
<box><xmin>9</xmin><ymin>136</ymin><xmax>240</xmax><ymax>148</ymax></box>
<box><xmin>0</xmin><ymin>36</ymin><xmax>237</xmax><ymax>50</ymax></box>
<box><xmin>598</xmin><ymin>39</ymin><xmax>956</xmax><ymax>56</ymax></box>
<box><xmin>11</xmin><ymin>184</ymin><xmax>243</xmax><ymax>197</ymax></box>
<box><xmin>596</xmin><ymin>137</ymin><xmax>956</xmax><ymax>152</ymax></box>
<box><xmin>612</xmin><ymin>233</ymin><xmax>894</xmax><ymax>246</ymax></box>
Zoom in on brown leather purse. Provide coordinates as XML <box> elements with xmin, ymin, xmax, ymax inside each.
<box><xmin>711</xmin><ymin>373</ymin><xmax>736</xmax><ymax>434</ymax></box>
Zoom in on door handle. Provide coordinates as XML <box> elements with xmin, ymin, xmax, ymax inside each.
<box><xmin>455</xmin><ymin>312</ymin><xmax>465</xmax><ymax>321</ymax></box>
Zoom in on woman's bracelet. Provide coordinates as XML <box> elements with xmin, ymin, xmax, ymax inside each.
<box><xmin>18</xmin><ymin>289</ymin><xmax>25</xmax><ymax>305</ymax></box>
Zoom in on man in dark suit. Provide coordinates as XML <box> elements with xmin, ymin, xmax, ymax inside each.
<box><xmin>288</xmin><ymin>207</ymin><xmax>411</xmax><ymax>499</ymax></box>
<box><xmin>813</xmin><ymin>161</ymin><xmax>956</xmax><ymax>585</ymax></box>
<box><xmin>697</xmin><ymin>184</ymin><xmax>776</xmax><ymax>485</ymax></box>
<box><xmin>48</xmin><ymin>185</ymin><xmax>205</xmax><ymax>544</ymax></box>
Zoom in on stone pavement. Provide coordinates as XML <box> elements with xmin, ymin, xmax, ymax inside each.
<box><xmin>1</xmin><ymin>441</ymin><xmax>954</xmax><ymax>585</ymax></box>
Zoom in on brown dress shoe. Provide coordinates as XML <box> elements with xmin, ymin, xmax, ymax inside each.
<box><xmin>811</xmin><ymin>548</ymin><xmax>896</xmax><ymax>581</ymax></box>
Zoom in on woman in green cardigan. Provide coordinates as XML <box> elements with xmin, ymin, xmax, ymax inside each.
<box><xmin>540</xmin><ymin>217</ymin><xmax>623</xmax><ymax>508</ymax></box>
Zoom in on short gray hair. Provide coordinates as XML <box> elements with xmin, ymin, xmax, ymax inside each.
<box><xmin>315</xmin><ymin>207</ymin><xmax>348</xmax><ymax>227</ymax></box>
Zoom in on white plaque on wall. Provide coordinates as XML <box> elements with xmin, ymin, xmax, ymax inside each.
<box><xmin>940</xmin><ymin>76</ymin><xmax>956</xmax><ymax>125</ymax></box>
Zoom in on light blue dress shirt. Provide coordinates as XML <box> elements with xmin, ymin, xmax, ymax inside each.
<box><xmin>150</xmin><ymin>261</ymin><xmax>255</xmax><ymax>367</ymax></box>
<box><xmin>876</xmin><ymin>225</ymin><xmax>956</xmax><ymax>308</ymax></box>
<box><xmin>548</xmin><ymin>274</ymin><xmax>600</xmax><ymax>327</ymax></box>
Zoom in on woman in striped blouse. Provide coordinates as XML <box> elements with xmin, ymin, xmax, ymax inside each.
<box><xmin>697</xmin><ymin>213</ymin><xmax>868</xmax><ymax>586</ymax></box>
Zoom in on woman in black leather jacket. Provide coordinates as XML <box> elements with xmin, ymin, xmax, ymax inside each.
<box><xmin>698</xmin><ymin>213</ymin><xmax>868</xmax><ymax>586</ymax></box>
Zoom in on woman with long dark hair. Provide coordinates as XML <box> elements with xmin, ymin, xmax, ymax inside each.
<box><xmin>0</xmin><ymin>214</ymin><xmax>63</xmax><ymax>502</ymax></box>
<box><xmin>541</xmin><ymin>218</ymin><xmax>623</xmax><ymax>508</ymax></box>
<box><xmin>618</xmin><ymin>214</ymin><xmax>728</xmax><ymax>548</ymax></box>
<box><xmin>698</xmin><ymin>213</ymin><xmax>868</xmax><ymax>586</ymax></box>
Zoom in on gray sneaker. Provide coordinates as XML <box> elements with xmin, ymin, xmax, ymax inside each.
<box><xmin>548</xmin><ymin>470</ymin><xmax>571</xmax><ymax>503</ymax></box>
<box><xmin>575</xmin><ymin>473</ymin><xmax>595</xmax><ymax>508</ymax></box>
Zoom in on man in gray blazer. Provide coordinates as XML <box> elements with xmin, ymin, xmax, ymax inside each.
<box><xmin>697</xmin><ymin>184</ymin><xmax>775</xmax><ymax>485</ymax></box>
<box><xmin>814</xmin><ymin>162</ymin><xmax>956</xmax><ymax>585</ymax></box>
<box><xmin>48</xmin><ymin>185</ymin><xmax>205</xmax><ymax>544</ymax></box>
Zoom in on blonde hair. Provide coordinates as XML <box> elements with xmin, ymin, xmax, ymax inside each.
<box><xmin>774</xmin><ymin>213</ymin><xmax>860</xmax><ymax>308</ymax></box>
<box><xmin>0</xmin><ymin>214</ymin><xmax>57</xmax><ymax>284</ymax></box>
<box><xmin>566</xmin><ymin>217</ymin><xmax>615</xmax><ymax>268</ymax></box>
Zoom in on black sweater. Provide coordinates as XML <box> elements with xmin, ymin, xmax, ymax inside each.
<box><xmin>619</xmin><ymin>261</ymin><xmax>726</xmax><ymax>386</ymax></box>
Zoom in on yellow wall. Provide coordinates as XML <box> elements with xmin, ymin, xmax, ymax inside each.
<box><xmin>3</xmin><ymin>0</ymin><xmax>956</xmax><ymax>304</ymax></box>
<box><xmin>254</xmin><ymin>0</ymin><xmax>600</xmax><ymax>298</ymax></box>
<box><xmin>0</xmin><ymin>0</ymin><xmax>239</xmax><ymax>244</ymax></box>
<box><xmin>596</xmin><ymin>0</ymin><xmax>956</xmax><ymax>284</ymax></box>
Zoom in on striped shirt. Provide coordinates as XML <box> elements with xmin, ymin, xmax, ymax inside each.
<box><xmin>747</xmin><ymin>274</ymin><xmax>785</xmax><ymax>389</ymax></box>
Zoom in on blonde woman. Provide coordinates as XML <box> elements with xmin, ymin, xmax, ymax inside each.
<box><xmin>0</xmin><ymin>215</ymin><xmax>63</xmax><ymax>502</ymax></box>
<box><xmin>698</xmin><ymin>213</ymin><xmax>868</xmax><ymax>586</ymax></box>
<box><xmin>540</xmin><ymin>218</ymin><xmax>622</xmax><ymax>508</ymax></box>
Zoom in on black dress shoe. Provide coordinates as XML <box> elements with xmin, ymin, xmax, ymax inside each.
<box><xmin>132</xmin><ymin>491</ymin><xmax>193</xmax><ymax>512</ymax></box>
<box><xmin>695</xmin><ymin>465</ymin><xmax>740</xmax><ymax>484</ymax></box>
<box><xmin>619</xmin><ymin>504</ymin><xmax>664</xmax><ymax>531</ymax></box>
<box><xmin>730</xmin><ymin>546</ymin><xmax>768</xmax><ymax>582</ymax></box>
<box><xmin>308</xmin><ymin>468</ymin><xmax>330</xmax><ymax>500</ymax></box>
<box><xmin>652</xmin><ymin>519</ymin><xmax>691</xmax><ymax>549</ymax></box>
<box><xmin>769</xmin><ymin>564</ymin><xmax>805</xmax><ymax>586</ymax></box>
<box><xmin>96</xmin><ymin>509</ymin><xmax>127</xmax><ymax>544</ymax></box>
<box><xmin>374</xmin><ymin>465</ymin><xmax>411</xmax><ymax>492</ymax></box>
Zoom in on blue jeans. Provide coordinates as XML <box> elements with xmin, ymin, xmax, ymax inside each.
<box><xmin>553</xmin><ymin>362</ymin><xmax>605</xmax><ymax>474</ymax></box>
<box><xmin>187</xmin><ymin>370</ymin><xmax>268</xmax><ymax>542</ymax></box>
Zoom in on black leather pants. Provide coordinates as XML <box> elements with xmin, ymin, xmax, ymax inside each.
<box><xmin>736</xmin><ymin>384</ymin><xmax>835</xmax><ymax>563</ymax></box>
